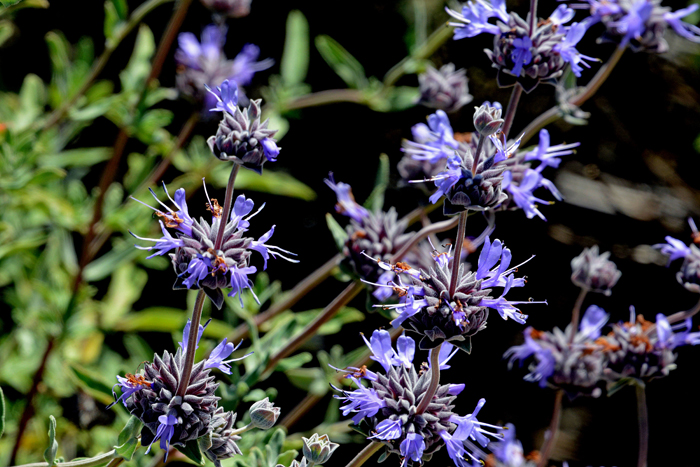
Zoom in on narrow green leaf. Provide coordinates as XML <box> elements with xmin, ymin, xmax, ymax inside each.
<box><xmin>38</xmin><ymin>147</ymin><xmax>112</xmax><ymax>168</ymax></box>
<box><xmin>363</xmin><ymin>153</ymin><xmax>390</xmax><ymax>212</ymax></box>
<box><xmin>114</xmin><ymin>416</ymin><xmax>142</xmax><ymax>461</ymax></box>
<box><xmin>232</xmin><ymin>169</ymin><xmax>316</xmax><ymax>200</ymax></box>
<box><xmin>0</xmin><ymin>386</ymin><xmax>5</xmax><ymax>439</ymax></box>
<box><xmin>45</xmin><ymin>31</ymin><xmax>70</xmax><ymax>76</ymax></box>
<box><xmin>114</xmin><ymin>309</ymin><xmax>234</xmax><ymax>338</ymax></box>
<box><xmin>0</xmin><ymin>20</ymin><xmax>16</xmax><ymax>48</ymax></box>
<box><xmin>69</xmin><ymin>365</ymin><xmax>115</xmax><ymax>405</ymax></box>
<box><xmin>281</xmin><ymin>10</ymin><xmax>309</xmax><ymax>85</ymax></box>
<box><xmin>119</xmin><ymin>24</ymin><xmax>154</xmax><ymax>93</ymax></box>
<box><xmin>325</xmin><ymin>213</ymin><xmax>348</xmax><ymax>251</ymax></box>
<box><xmin>315</xmin><ymin>35</ymin><xmax>368</xmax><ymax>89</ymax></box>
<box><xmin>176</xmin><ymin>439</ymin><xmax>205</xmax><ymax>465</ymax></box>
<box><xmin>82</xmin><ymin>241</ymin><xmax>141</xmax><ymax>282</ymax></box>
<box><xmin>43</xmin><ymin>416</ymin><xmax>59</xmax><ymax>467</ymax></box>
<box><xmin>276</xmin><ymin>352</ymin><xmax>312</xmax><ymax>372</ymax></box>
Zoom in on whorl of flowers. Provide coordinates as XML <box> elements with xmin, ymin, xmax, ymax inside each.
<box><xmin>175</xmin><ymin>26</ymin><xmax>272</xmax><ymax>110</ymax></box>
<box><xmin>655</xmin><ymin>218</ymin><xmax>700</xmax><ymax>293</ymax></box>
<box><xmin>333</xmin><ymin>330</ymin><xmax>504</xmax><ymax>466</ymax></box>
<box><xmin>365</xmin><ymin>237</ymin><xmax>539</xmax><ymax>351</ymax></box>
<box><xmin>505</xmin><ymin>305</ymin><xmax>610</xmax><ymax>397</ymax></box>
<box><xmin>574</xmin><ymin>0</ymin><xmax>700</xmax><ymax>53</ymax></box>
<box><xmin>206</xmin><ymin>80</ymin><xmax>281</xmax><ymax>173</ymax></box>
<box><xmin>108</xmin><ymin>321</ymin><xmax>251</xmax><ymax>462</ymax></box>
<box><xmin>447</xmin><ymin>3</ymin><xmax>595</xmax><ymax>92</ymax></box>
<box><xmin>570</xmin><ymin>245</ymin><xmax>622</xmax><ymax>295</ymax></box>
<box><xmin>130</xmin><ymin>181</ymin><xmax>296</xmax><ymax>309</ymax></box>
<box><xmin>417</xmin><ymin>64</ymin><xmax>473</xmax><ymax>113</ymax></box>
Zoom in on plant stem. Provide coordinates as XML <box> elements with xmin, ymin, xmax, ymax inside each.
<box><xmin>391</xmin><ymin>216</ymin><xmax>459</xmax><ymax>261</ymax></box>
<box><xmin>145</xmin><ymin>0</ymin><xmax>193</xmax><ymax>89</ymax></box>
<box><xmin>284</xmin><ymin>89</ymin><xmax>365</xmax><ymax>111</ymax></box>
<box><xmin>344</xmin><ymin>442</ymin><xmax>383</xmax><ymax>467</ymax></box>
<box><xmin>502</xmin><ymin>84</ymin><xmax>523</xmax><ymax>140</ymax></box>
<box><xmin>528</xmin><ymin>0</ymin><xmax>538</xmax><ymax>34</ymax></box>
<box><xmin>176</xmin><ymin>290</ymin><xmax>207</xmax><ymax>398</ymax></box>
<box><xmin>105</xmin><ymin>458</ymin><xmax>124</xmax><ymax>467</ymax></box>
<box><xmin>229</xmin><ymin>423</ymin><xmax>253</xmax><ymax>436</ymax></box>
<box><xmin>263</xmin><ymin>282</ymin><xmax>364</xmax><ymax>373</ymax></box>
<box><xmin>448</xmin><ymin>212</ymin><xmax>468</xmax><ymax>297</ymax></box>
<box><xmin>644</xmin><ymin>297</ymin><xmax>700</xmax><ymax>337</ymax></box>
<box><xmin>383</xmin><ymin>23</ymin><xmax>453</xmax><ymax>87</ymax></box>
<box><xmin>40</xmin><ymin>0</ymin><xmax>173</xmax><ymax>131</ymax></box>
<box><xmin>567</xmin><ymin>288</ymin><xmax>588</xmax><ymax>344</ymax></box>
<box><xmin>636</xmin><ymin>382</ymin><xmax>648</xmax><ymax>467</ymax></box>
<box><xmin>214</xmin><ymin>164</ymin><xmax>241</xmax><ymax>250</ymax></box>
<box><xmin>536</xmin><ymin>389</ymin><xmax>564</xmax><ymax>467</ymax></box>
<box><xmin>520</xmin><ymin>45</ymin><xmax>627</xmax><ymax>145</ymax></box>
<box><xmin>11</xmin><ymin>450</ymin><xmax>117</xmax><ymax>467</ymax></box>
<box><xmin>471</xmin><ymin>135</ymin><xmax>486</xmax><ymax>176</ymax></box>
<box><xmin>415</xmin><ymin>343</ymin><xmax>442</xmax><ymax>414</ymax></box>
<box><xmin>8</xmin><ymin>339</ymin><xmax>56</xmax><ymax>466</ymax></box>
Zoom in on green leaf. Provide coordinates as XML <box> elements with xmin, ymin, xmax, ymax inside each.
<box><xmin>114</xmin><ymin>309</ymin><xmax>234</xmax><ymax>338</ymax></box>
<box><xmin>45</xmin><ymin>31</ymin><xmax>70</xmax><ymax>76</ymax></box>
<box><xmin>325</xmin><ymin>213</ymin><xmax>348</xmax><ymax>251</ymax></box>
<box><xmin>120</xmin><ymin>24</ymin><xmax>154</xmax><ymax>94</ymax></box>
<box><xmin>0</xmin><ymin>386</ymin><xmax>5</xmax><ymax>439</ymax></box>
<box><xmin>281</xmin><ymin>10</ymin><xmax>309</xmax><ymax>85</ymax></box>
<box><xmin>69</xmin><ymin>365</ymin><xmax>115</xmax><ymax>405</ymax></box>
<box><xmin>315</xmin><ymin>35</ymin><xmax>368</xmax><ymax>89</ymax></box>
<box><xmin>606</xmin><ymin>377</ymin><xmax>636</xmax><ymax>397</ymax></box>
<box><xmin>363</xmin><ymin>153</ymin><xmax>390</xmax><ymax>212</ymax></box>
<box><xmin>114</xmin><ymin>416</ymin><xmax>142</xmax><ymax>461</ymax></box>
<box><xmin>43</xmin><ymin>415</ymin><xmax>59</xmax><ymax>467</ymax></box>
<box><xmin>276</xmin><ymin>352</ymin><xmax>313</xmax><ymax>372</ymax></box>
<box><xmin>0</xmin><ymin>20</ymin><xmax>16</xmax><ymax>48</ymax></box>
<box><xmin>453</xmin><ymin>337</ymin><xmax>472</xmax><ymax>354</ymax></box>
<box><xmin>176</xmin><ymin>439</ymin><xmax>205</xmax><ymax>465</ymax></box>
<box><xmin>232</xmin><ymin>169</ymin><xmax>316</xmax><ymax>200</ymax></box>
<box><xmin>82</xmin><ymin>241</ymin><xmax>141</xmax><ymax>282</ymax></box>
<box><xmin>38</xmin><ymin>147</ymin><xmax>112</xmax><ymax>168</ymax></box>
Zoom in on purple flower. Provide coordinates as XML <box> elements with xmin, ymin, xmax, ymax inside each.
<box><xmin>106</xmin><ymin>374</ymin><xmax>151</xmax><ymax>409</ymax></box>
<box><xmin>228</xmin><ymin>265</ymin><xmax>259</xmax><ymax>306</ymax></box>
<box><xmin>425</xmin><ymin>154</ymin><xmax>463</xmax><ymax>204</ymax></box>
<box><xmin>439</xmin><ymin>431</ymin><xmax>471</xmax><ymax>467</ymax></box>
<box><xmin>145</xmin><ymin>413</ymin><xmax>178</xmax><ymax>462</ymax></box>
<box><xmin>550</xmin><ymin>4</ymin><xmax>575</xmax><ymax>25</ymax></box>
<box><xmin>208</xmin><ymin>79</ymin><xmax>239</xmax><ymax>113</ymax></box>
<box><xmin>231</xmin><ymin>44</ymin><xmax>274</xmax><ymax>88</ymax></box>
<box><xmin>362</xmin><ymin>329</ymin><xmax>397</xmax><ymax>372</ymax></box>
<box><xmin>400</xmin><ymin>433</ymin><xmax>425</xmax><ymax>463</ymax></box>
<box><xmin>131</xmin><ymin>221</ymin><xmax>184</xmax><ymax>259</ymax></box>
<box><xmin>249</xmin><ymin>225</ymin><xmax>299</xmax><ymax>270</ymax></box>
<box><xmin>524</xmin><ymin>129</ymin><xmax>579</xmax><ymax>169</ymax></box>
<box><xmin>131</xmin><ymin>184</ymin><xmax>194</xmax><ymax>237</ymax></box>
<box><xmin>450</xmin><ymin>399</ymin><xmax>495</xmax><ymax>447</ymax></box>
<box><xmin>175</xmin><ymin>25</ymin><xmax>225</xmax><ymax>69</ymax></box>
<box><xmin>654</xmin><ymin>236</ymin><xmax>691</xmax><ymax>264</ymax></box>
<box><xmin>325</xmin><ymin>174</ymin><xmax>369</xmax><ymax>222</ymax></box>
<box><xmin>609</xmin><ymin>0</ymin><xmax>654</xmax><ymax>45</ymax></box>
<box><xmin>335</xmin><ymin>380</ymin><xmax>386</xmax><ymax>424</ymax></box>
<box><xmin>509</xmin><ymin>37</ymin><xmax>533</xmax><ymax>76</ymax></box>
<box><xmin>369</xmin><ymin>418</ymin><xmax>403</xmax><ymax>440</ymax></box>
<box><xmin>402</xmin><ymin>110</ymin><xmax>459</xmax><ymax>164</ymax></box>
<box><xmin>262</xmin><ymin>138</ymin><xmax>280</xmax><ymax>162</ymax></box>
<box><xmin>664</xmin><ymin>5</ymin><xmax>700</xmax><ymax>43</ymax></box>
<box><xmin>502</xmin><ymin>166</ymin><xmax>562</xmax><ymax>221</ymax></box>
<box><xmin>229</xmin><ymin>194</ymin><xmax>256</xmax><ymax>231</ymax></box>
<box><xmin>429</xmin><ymin>342</ymin><xmax>459</xmax><ymax>370</ymax></box>
<box><xmin>490</xmin><ymin>423</ymin><xmax>525</xmax><ymax>466</ymax></box>
<box><xmin>204</xmin><ymin>338</ymin><xmax>252</xmax><ymax>374</ymax></box>
<box><xmin>446</xmin><ymin>0</ymin><xmax>508</xmax><ymax>39</ymax></box>
<box><xmin>554</xmin><ymin>22</ymin><xmax>596</xmax><ymax>77</ymax></box>
<box><xmin>392</xmin><ymin>334</ymin><xmax>416</xmax><ymax>368</ymax></box>
<box><xmin>579</xmin><ymin>305</ymin><xmax>609</xmax><ymax>339</ymax></box>
<box><xmin>179</xmin><ymin>318</ymin><xmax>211</xmax><ymax>352</ymax></box>
<box><xmin>505</xmin><ymin>328</ymin><xmax>556</xmax><ymax>387</ymax></box>
<box><xmin>182</xmin><ymin>256</ymin><xmax>211</xmax><ymax>289</ymax></box>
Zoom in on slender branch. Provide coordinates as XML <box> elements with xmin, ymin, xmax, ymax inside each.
<box><xmin>40</xmin><ymin>0</ymin><xmax>173</xmax><ymax>131</ymax></box>
<box><xmin>284</xmin><ymin>89</ymin><xmax>365</xmax><ymax>111</ymax></box>
<box><xmin>383</xmin><ymin>23</ymin><xmax>453</xmax><ymax>87</ymax></box>
<box><xmin>263</xmin><ymin>282</ymin><xmax>364</xmax><ymax>373</ymax></box>
<box><xmin>520</xmin><ymin>45</ymin><xmax>627</xmax><ymax>145</ymax></box>
<box><xmin>567</xmin><ymin>288</ymin><xmax>589</xmax><ymax>344</ymax></box>
<box><xmin>501</xmin><ymin>85</ymin><xmax>523</xmax><ymax>140</ymax></box>
<box><xmin>11</xmin><ymin>450</ymin><xmax>117</xmax><ymax>467</ymax></box>
<box><xmin>391</xmin><ymin>216</ymin><xmax>459</xmax><ymax>262</ymax></box>
<box><xmin>528</xmin><ymin>0</ymin><xmax>538</xmax><ymax>35</ymax></box>
<box><xmin>8</xmin><ymin>339</ymin><xmax>56</xmax><ymax>466</ymax></box>
<box><xmin>471</xmin><ymin>135</ymin><xmax>486</xmax><ymax>176</ymax></box>
<box><xmin>344</xmin><ymin>442</ymin><xmax>383</xmax><ymax>467</ymax></box>
<box><xmin>636</xmin><ymin>382</ymin><xmax>648</xmax><ymax>467</ymax></box>
<box><xmin>536</xmin><ymin>389</ymin><xmax>564</xmax><ymax>467</ymax></box>
<box><xmin>214</xmin><ymin>164</ymin><xmax>241</xmax><ymax>250</ymax></box>
<box><xmin>176</xmin><ymin>290</ymin><xmax>207</xmax><ymax>398</ymax></box>
<box><xmin>229</xmin><ymin>423</ymin><xmax>254</xmax><ymax>436</ymax></box>
<box><xmin>448</xmin><ymin>212</ymin><xmax>468</xmax><ymax>297</ymax></box>
<box><xmin>645</xmin><ymin>297</ymin><xmax>700</xmax><ymax>336</ymax></box>
<box><xmin>415</xmin><ymin>343</ymin><xmax>442</xmax><ymax>414</ymax></box>
<box><xmin>228</xmin><ymin>253</ymin><xmax>342</xmax><ymax>342</ymax></box>
<box><xmin>145</xmin><ymin>0</ymin><xmax>193</xmax><ymax>89</ymax></box>
<box><xmin>105</xmin><ymin>458</ymin><xmax>124</xmax><ymax>467</ymax></box>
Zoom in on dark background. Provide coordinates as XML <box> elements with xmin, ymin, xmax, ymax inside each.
<box><xmin>2</xmin><ymin>0</ymin><xmax>700</xmax><ymax>465</ymax></box>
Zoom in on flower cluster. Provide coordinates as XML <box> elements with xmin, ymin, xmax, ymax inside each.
<box><xmin>131</xmin><ymin>181</ymin><xmax>296</xmax><ymax>309</ymax></box>
<box><xmin>655</xmin><ymin>218</ymin><xmax>700</xmax><ymax>293</ymax></box>
<box><xmin>175</xmin><ymin>25</ymin><xmax>272</xmax><ymax>111</ymax></box>
<box><xmin>575</xmin><ymin>0</ymin><xmax>700</xmax><ymax>53</ymax></box>
<box><xmin>417</xmin><ymin>64</ymin><xmax>473</xmax><ymax>113</ymax></box>
<box><xmin>447</xmin><ymin>2</ymin><xmax>594</xmax><ymax>91</ymax></box>
<box><xmin>108</xmin><ymin>320</ymin><xmax>262</xmax><ymax>464</ymax></box>
<box><xmin>365</xmin><ymin>236</ymin><xmax>539</xmax><ymax>350</ymax></box>
<box><xmin>206</xmin><ymin>80</ymin><xmax>281</xmax><ymax>173</ymax></box>
<box><xmin>333</xmin><ymin>330</ymin><xmax>503</xmax><ymax>466</ymax></box>
<box><xmin>570</xmin><ymin>245</ymin><xmax>622</xmax><ymax>295</ymax></box>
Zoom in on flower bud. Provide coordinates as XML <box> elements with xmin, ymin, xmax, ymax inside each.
<box><xmin>418</xmin><ymin>64</ymin><xmax>473</xmax><ymax>113</ymax></box>
<box><xmin>570</xmin><ymin>246</ymin><xmax>621</xmax><ymax>295</ymax></box>
<box><xmin>301</xmin><ymin>433</ymin><xmax>339</xmax><ymax>465</ymax></box>
<box><xmin>473</xmin><ymin>103</ymin><xmax>504</xmax><ymax>136</ymax></box>
<box><xmin>249</xmin><ymin>397</ymin><xmax>280</xmax><ymax>429</ymax></box>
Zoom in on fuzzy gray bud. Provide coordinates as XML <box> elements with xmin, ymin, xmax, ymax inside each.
<box><xmin>301</xmin><ymin>433</ymin><xmax>339</xmax><ymax>465</ymax></box>
<box><xmin>249</xmin><ymin>397</ymin><xmax>280</xmax><ymax>429</ymax></box>
<box><xmin>473</xmin><ymin>104</ymin><xmax>504</xmax><ymax>136</ymax></box>
<box><xmin>571</xmin><ymin>246</ymin><xmax>621</xmax><ymax>295</ymax></box>
<box><xmin>418</xmin><ymin>64</ymin><xmax>473</xmax><ymax>113</ymax></box>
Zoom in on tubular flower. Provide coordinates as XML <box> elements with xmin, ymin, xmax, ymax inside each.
<box><xmin>368</xmin><ymin>237</ymin><xmax>539</xmax><ymax>351</ymax></box>
<box><xmin>574</xmin><ymin>0</ymin><xmax>700</xmax><ymax>53</ymax></box>
<box><xmin>131</xmin><ymin>181</ymin><xmax>296</xmax><ymax>309</ymax></box>
<box><xmin>417</xmin><ymin>64</ymin><xmax>473</xmax><ymax>113</ymax></box>
<box><xmin>333</xmin><ymin>331</ymin><xmax>503</xmax><ymax>466</ymax></box>
<box><xmin>448</xmin><ymin>2</ymin><xmax>594</xmax><ymax>92</ymax></box>
<box><xmin>654</xmin><ymin>218</ymin><xmax>700</xmax><ymax>293</ymax></box>
<box><xmin>175</xmin><ymin>26</ymin><xmax>271</xmax><ymax>111</ymax></box>
<box><xmin>570</xmin><ymin>246</ymin><xmax>622</xmax><ymax>295</ymax></box>
<box><xmin>207</xmin><ymin>80</ymin><xmax>280</xmax><ymax>173</ymax></box>
<box><xmin>505</xmin><ymin>305</ymin><xmax>611</xmax><ymax>398</ymax></box>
